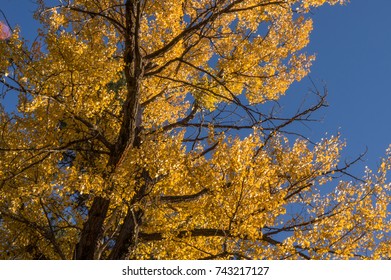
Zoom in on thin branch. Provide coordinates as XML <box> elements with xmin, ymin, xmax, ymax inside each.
<box><xmin>160</xmin><ymin>188</ymin><xmax>209</xmax><ymax>203</ymax></box>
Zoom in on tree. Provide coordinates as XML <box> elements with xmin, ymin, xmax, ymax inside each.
<box><xmin>1</xmin><ymin>0</ymin><xmax>391</xmax><ymax>260</ymax></box>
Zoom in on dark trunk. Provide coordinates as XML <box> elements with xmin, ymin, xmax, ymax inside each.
<box><xmin>75</xmin><ymin>0</ymin><xmax>144</xmax><ymax>260</ymax></box>
<box><xmin>108</xmin><ymin>208</ymin><xmax>143</xmax><ymax>259</ymax></box>
<box><xmin>75</xmin><ymin>197</ymin><xmax>110</xmax><ymax>259</ymax></box>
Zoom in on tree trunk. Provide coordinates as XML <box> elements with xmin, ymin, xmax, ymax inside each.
<box><xmin>75</xmin><ymin>0</ymin><xmax>144</xmax><ymax>260</ymax></box>
<box><xmin>75</xmin><ymin>197</ymin><xmax>110</xmax><ymax>259</ymax></box>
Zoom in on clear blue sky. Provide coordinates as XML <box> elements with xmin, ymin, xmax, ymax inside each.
<box><xmin>304</xmin><ymin>0</ymin><xmax>391</xmax><ymax>174</ymax></box>
<box><xmin>1</xmin><ymin>0</ymin><xmax>391</xmax><ymax>177</ymax></box>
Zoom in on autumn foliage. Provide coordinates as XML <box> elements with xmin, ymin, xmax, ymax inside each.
<box><xmin>1</xmin><ymin>0</ymin><xmax>391</xmax><ymax>260</ymax></box>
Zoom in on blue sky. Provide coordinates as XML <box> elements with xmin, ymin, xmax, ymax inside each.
<box><xmin>1</xmin><ymin>0</ymin><xmax>391</xmax><ymax>177</ymax></box>
<box><xmin>305</xmin><ymin>0</ymin><xmax>391</xmax><ymax>173</ymax></box>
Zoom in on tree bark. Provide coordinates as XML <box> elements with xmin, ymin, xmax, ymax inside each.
<box><xmin>75</xmin><ymin>197</ymin><xmax>110</xmax><ymax>259</ymax></box>
<box><xmin>108</xmin><ymin>208</ymin><xmax>143</xmax><ymax>259</ymax></box>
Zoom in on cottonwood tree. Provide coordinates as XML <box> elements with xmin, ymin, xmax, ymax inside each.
<box><xmin>1</xmin><ymin>0</ymin><xmax>391</xmax><ymax>260</ymax></box>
